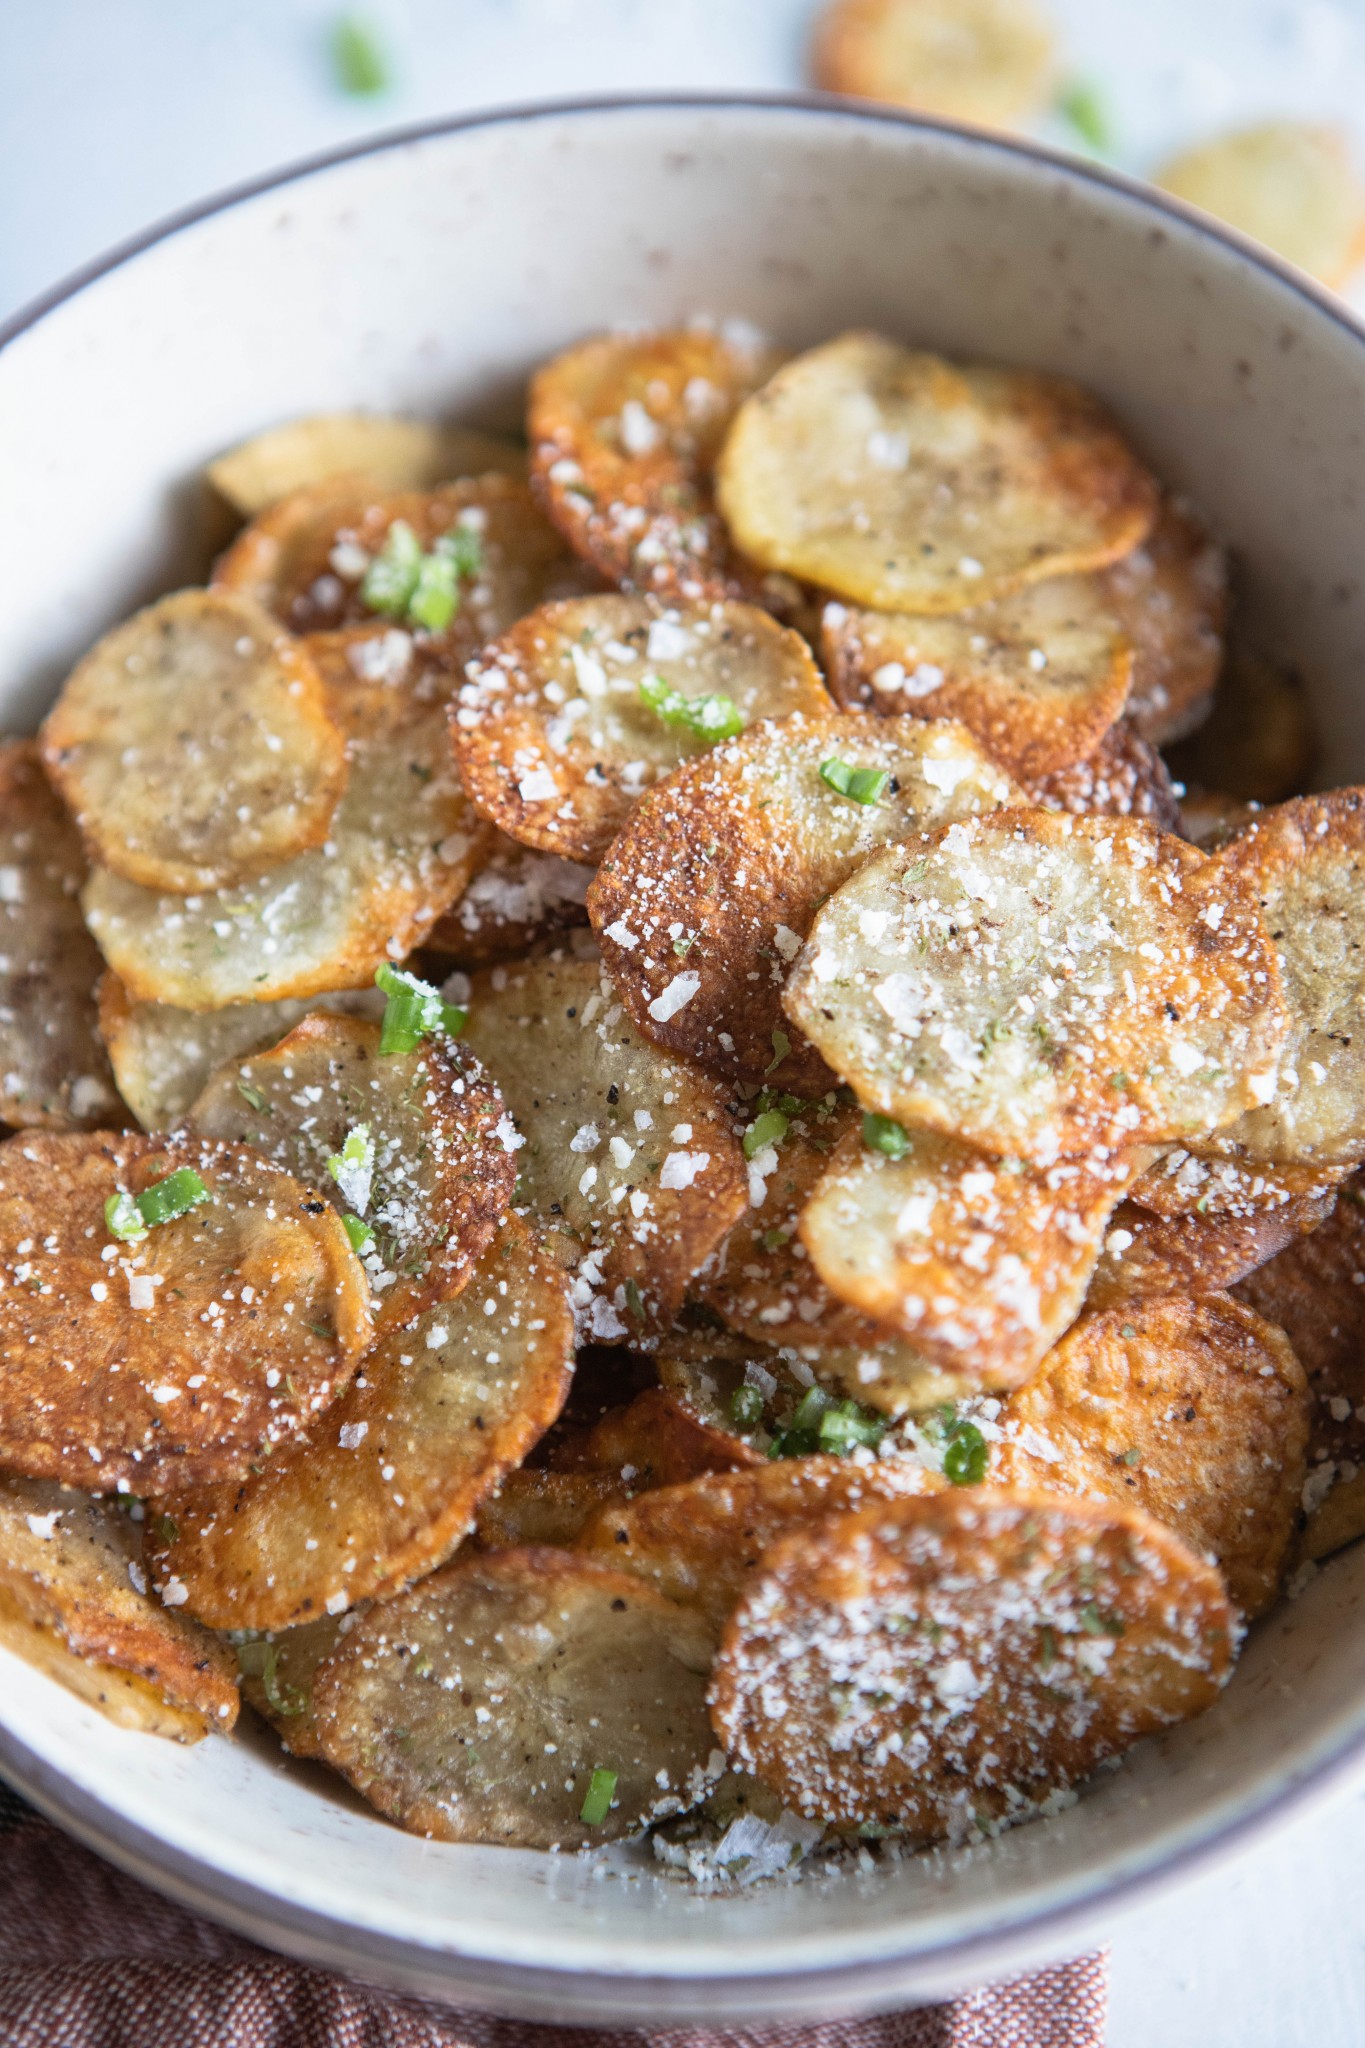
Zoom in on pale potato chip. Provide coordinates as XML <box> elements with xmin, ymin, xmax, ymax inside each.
<box><xmin>97</xmin><ymin>974</ymin><xmax>384</xmax><ymax>1132</ymax></box>
<box><xmin>528</xmin><ymin>327</ymin><xmax>785</xmax><ymax>604</ymax></box>
<box><xmin>472</xmin><ymin>1468</ymin><xmax>629</xmax><ymax>1552</ymax></box>
<box><xmin>715</xmin><ymin>333</ymin><xmax>1159</xmax><ymax>614</ymax></box>
<box><xmin>1169</xmin><ymin>644</ymin><xmax>1316</xmax><ymax>805</ymax></box>
<box><xmin>186</xmin><ymin>1012</ymin><xmax>515</xmax><ymax>1334</ymax></box>
<box><xmin>146</xmin><ymin>1217</ymin><xmax>572</xmax><ymax>1629</ymax></box>
<box><xmin>311</xmin><ymin>1548</ymin><xmax>719</xmax><ymax>1848</ymax></box>
<box><xmin>424</xmin><ymin>834</ymin><xmax>591</xmax><ymax>966</ymax></box>
<box><xmin>821</xmin><ymin>577</ymin><xmax>1133</xmax><ymax>783</ymax></box>
<box><xmin>460</xmin><ymin>948</ymin><xmax>745</xmax><ymax>1330</ymax></box>
<box><xmin>0</xmin><ymin>1473</ymin><xmax>238</xmax><ymax>1741</ymax></box>
<box><xmin>207</xmin><ymin>413</ymin><xmax>524</xmax><ymax>517</ymax></box>
<box><xmin>0</xmin><ymin>1131</ymin><xmax>371</xmax><ymax>1495</ymax></box>
<box><xmin>0</xmin><ymin>742</ymin><xmax>119</xmax><ymax>1130</ymax></box>
<box><xmin>81</xmin><ymin>626</ymin><xmax>492</xmax><ymax>1008</ymax></box>
<box><xmin>785</xmin><ymin>811</ymin><xmax>1287</xmax><ymax>1166</ymax></box>
<box><xmin>1086</xmin><ymin>1191</ymin><xmax>1334</xmax><ymax>1308</ymax></box>
<box><xmin>1129</xmin><ymin>1143</ymin><xmax>1347</xmax><ymax>1221</ymax></box>
<box><xmin>1027</xmin><ymin>718</ymin><xmax>1183</xmax><ymax>833</ymax></box>
<box><xmin>992</xmin><ymin>1295</ymin><xmax>1309</xmax><ymax>1616</ymax></box>
<box><xmin>454</xmin><ymin>595</ymin><xmax>830</xmax><ymax>862</ymax></box>
<box><xmin>42</xmin><ymin>590</ymin><xmax>348</xmax><ymax>895</ymax></box>
<box><xmin>811</xmin><ymin>0</ymin><xmax>1056</xmax><ymax>128</ymax></box>
<box><xmin>709</xmin><ymin>1489</ymin><xmax>1237</xmax><ymax>1837</ymax></box>
<box><xmin>589</xmin><ymin>711</ymin><xmax>1019</xmax><ymax>1092</ymax></box>
<box><xmin>1157</xmin><ymin>123</ymin><xmax>1365</xmax><ymax>287</ymax></box>
<box><xmin>1101</xmin><ymin>498</ymin><xmax>1226</xmax><ymax>743</ymax></box>
<box><xmin>799</xmin><ymin>1122</ymin><xmax>1138</xmax><ymax>1407</ymax></box>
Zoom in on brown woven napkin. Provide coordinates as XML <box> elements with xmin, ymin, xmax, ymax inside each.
<box><xmin>0</xmin><ymin>1782</ymin><xmax>1105</xmax><ymax>2048</ymax></box>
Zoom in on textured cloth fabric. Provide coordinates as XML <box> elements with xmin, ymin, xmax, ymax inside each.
<box><xmin>0</xmin><ymin>1782</ymin><xmax>1106</xmax><ymax>2048</ymax></box>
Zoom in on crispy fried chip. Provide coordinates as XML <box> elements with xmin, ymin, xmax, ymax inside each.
<box><xmin>785</xmin><ymin>811</ymin><xmax>1287</xmax><ymax>1166</ymax></box>
<box><xmin>1026</xmin><ymin>719</ymin><xmax>1184</xmax><ymax>834</ymax></box>
<box><xmin>0</xmin><ymin>742</ymin><xmax>118</xmax><ymax>1130</ymax></box>
<box><xmin>799</xmin><ymin>1123</ymin><xmax>1138</xmax><ymax>1407</ymax></box>
<box><xmin>82</xmin><ymin>626</ymin><xmax>492</xmax><ymax>1008</ymax></box>
<box><xmin>1169</xmin><ymin>644</ymin><xmax>1316</xmax><ymax>805</ymax></box>
<box><xmin>1101</xmin><ymin>499</ymin><xmax>1226</xmax><ymax>743</ymax></box>
<box><xmin>473</xmin><ymin>1468</ymin><xmax>629</xmax><ymax>1552</ymax></box>
<box><xmin>1129</xmin><ymin>1144</ymin><xmax>1347</xmax><ymax>1221</ymax></box>
<box><xmin>311</xmin><ymin>1548</ymin><xmax>719</xmax><ymax>1848</ymax></box>
<box><xmin>187</xmin><ymin>1012</ymin><xmax>514</xmax><ymax>1333</ymax></box>
<box><xmin>710</xmin><ymin>1489</ymin><xmax>1237</xmax><ymax>1836</ymax></box>
<box><xmin>424</xmin><ymin>834</ymin><xmax>592</xmax><ymax>965</ymax></box>
<box><xmin>460</xmin><ymin>948</ymin><xmax>745</xmax><ymax>1328</ymax></box>
<box><xmin>41</xmin><ymin>590</ymin><xmax>348</xmax><ymax>894</ymax></box>
<box><xmin>810</xmin><ymin>0</ymin><xmax>1056</xmax><ymax>127</ymax></box>
<box><xmin>0</xmin><ymin>1474</ymin><xmax>238</xmax><ymax>1741</ymax></box>
<box><xmin>1086</xmin><ymin>1191</ymin><xmax>1334</xmax><ymax>1307</ymax></box>
<box><xmin>1157</xmin><ymin>123</ymin><xmax>1365</xmax><ymax>287</ymax></box>
<box><xmin>549</xmin><ymin>1385</ymin><xmax>756</xmax><ymax>1486</ymax></box>
<box><xmin>574</xmin><ymin>1457</ymin><xmax>932</xmax><ymax>1636</ymax></box>
<box><xmin>233</xmin><ymin>1613</ymin><xmax>342</xmax><ymax>1759</ymax></box>
<box><xmin>590</xmin><ymin>712</ymin><xmax>1019</xmax><ymax>1092</ymax></box>
<box><xmin>528</xmin><ymin>327</ymin><xmax>785</xmax><ymax>603</ymax></box>
<box><xmin>207</xmin><ymin>414</ymin><xmax>524</xmax><ymax>516</ymax></box>
<box><xmin>821</xmin><ymin>578</ymin><xmax>1133</xmax><ymax>783</ymax></box>
<box><xmin>715</xmin><ymin>333</ymin><xmax>1159</xmax><ymax>614</ymax></box>
<box><xmin>454</xmin><ymin>595</ymin><xmax>830</xmax><ymax>862</ymax></box>
<box><xmin>0</xmin><ymin>1131</ymin><xmax>371</xmax><ymax>1495</ymax></box>
<box><xmin>97</xmin><ymin>974</ymin><xmax>384</xmax><ymax>1131</ymax></box>
<box><xmin>146</xmin><ymin>1217</ymin><xmax>572</xmax><ymax>1629</ymax></box>
<box><xmin>992</xmin><ymin>1296</ymin><xmax>1308</xmax><ymax>1616</ymax></box>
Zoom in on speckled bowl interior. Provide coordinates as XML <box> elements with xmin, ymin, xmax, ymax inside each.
<box><xmin>3</xmin><ymin>97</ymin><xmax>1365</xmax><ymax>2027</ymax></box>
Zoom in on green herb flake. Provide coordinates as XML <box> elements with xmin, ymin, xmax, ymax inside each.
<box><xmin>943</xmin><ymin>1420</ymin><xmax>989</xmax><ymax>1487</ymax></box>
<box><xmin>1079</xmin><ymin>1602</ymin><xmax>1126</xmax><ymax>1639</ymax></box>
<box><xmin>236</xmin><ymin>1079</ymin><xmax>269</xmax><ymax>1114</ymax></box>
<box><xmin>579</xmin><ymin>1766</ymin><xmax>618</xmax><ymax>1826</ymax></box>
<box><xmin>862</xmin><ymin>1111</ymin><xmax>911</xmax><ymax>1160</ymax></box>
<box><xmin>1057</xmin><ymin>77</ymin><xmax>1112</xmax><ymax>154</ymax></box>
<box><xmin>104</xmin><ymin>1190</ymin><xmax>148</xmax><ymax>1244</ymax></box>
<box><xmin>1120</xmin><ymin>1446</ymin><xmax>1142</xmax><ymax>1468</ymax></box>
<box><xmin>375</xmin><ymin>962</ymin><xmax>466</xmax><ymax>1054</ymax></box>
<box><xmin>343</xmin><ymin>1213</ymin><xmax>374</xmax><ymax>1253</ymax></box>
<box><xmin>818</xmin><ymin>1398</ymin><xmax>888</xmax><ymax>1455</ymax></box>
<box><xmin>743</xmin><ymin>1108</ymin><xmax>789</xmax><ymax>1159</ymax></box>
<box><xmin>361</xmin><ymin>519</ymin><xmax>422</xmax><ymax>616</ymax></box>
<box><xmin>766</xmin><ymin>1028</ymin><xmax>792</xmax><ymax>1077</ymax></box>
<box><xmin>639</xmin><ymin>675</ymin><xmax>745</xmax><ymax>743</ymax></box>
<box><xmin>729</xmin><ymin>1383</ymin><xmax>765</xmax><ymax>1433</ymax></box>
<box><xmin>820</xmin><ymin>757</ymin><xmax>890</xmax><ymax>805</ymax></box>
<box><xmin>331</xmin><ymin>13</ymin><xmax>390</xmax><ymax>96</ymax></box>
<box><xmin>623</xmin><ymin>1277</ymin><xmax>645</xmax><ymax>1324</ymax></box>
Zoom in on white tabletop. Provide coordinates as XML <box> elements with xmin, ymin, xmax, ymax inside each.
<box><xmin>3</xmin><ymin>3</ymin><xmax>1365</xmax><ymax>2038</ymax></box>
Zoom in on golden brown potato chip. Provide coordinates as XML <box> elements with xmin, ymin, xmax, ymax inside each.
<box><xmin>81</xmin><ymin>626</ymin><xmax>492</xmax><ymax>1009</ymax></box>
<box><xmin>41</xmin><ymin>590</ymin><xmax>348</xmax><ymax>895</ymax></box>
<box><xmin>1026</xmin><ymin>719</ymin><xmax>1184</xmax><ymax>834</ymax></box>
<box><xmin>799</xmin><ymin>1123</ymin><xmax>1138</xmax><ymax>1408</ymax></box>
<box><xmin>207</xmin><ymin>413</ymin><xmax>524</xmax><ymax>516</ymax></box>
<box><xmin>810</xmin><ymin>0</ymin><xmax>1056</xmax><ymax>127</ymax></box>
<box><xmin>1086</xmin><ymin>1191</ymin><xmax>1334</xmax><ymax>1308</ymax></box>
<box><xmin>709</xmin><ymin>1489</ymin><xmax>1237</xmax><ymax>1837</ymax></box>
<box><xmin>311</xmin><ymin>1547</ymin><xmax>719</xmax><ymax>1848</ymax></box>
<box><xmin>786</xmin><ymin>811</ymin><xmax>1287</xmax><ymax>1167</ymax></box>
<box><xmin>528</xmin><ymin>326</ymin><xmax>784</xmax><ymax>604</ymax></box>
<box><xmin>575</xmin><ymin>1456</ymin><xmax>933</xmax><ymax>1636</ymax></box>
<box><xmin>715</xmin><ymin>333</ymin><xmax>1159</xmax><ymax>615</ymax></box>
<box><xmin>145</xmin><ymin>1217</ymin><xmax>572</xmax><ymax>1629</ymax></box>
<box><xmin>1100</xmin><ymin>498</ymin><xmax>1226</xmax><ymax>743</ymax></box>
<box><xmin>548</xmin><ymin>1385</ymin><xmax>757</xmax><ymax>1487</ymax></box>
<box><xmin>1157</xmin><ymin>122</ymin><xmax>1365</xmax><ymax>287</ymax></box>
<box><xmin>589</xmin><ymin>712</ymin><xmax>1019</xmax><ymax>1092</ymax></box>
<box><xmin>1129</xmin><ymin>1144</ymin><xmax>1347</xmax><ymax>1221</ymax></box>
<box><xmin>0</xmin><ymin>1130</ymin><xmax>371</xmax><ymax>1496</ymax></box>
<box><xmin>187</xmin><ymin>1012</ymin><xmax>515</xmax><ymax>1334</ymax></box>
<box><xmin>820</xmin><ymin>578</ymin><xmax>1133</xmax><ymax>783</ymax></box>
<box><xmin>992</xmin><ymin>1295</ymin><xmax>1308</xmax><ymax>1616</ymax></box>
<box><xmin>472</xmin><ymin>1468</ymin><xmax>629</xmax><ymax>1552</ymax></box>
<box><xmin>0</xmin><ymin>743</ymin><xmax>119</xmax><ymax>1130</ymax></box>
<box><xmin>0</xmin><ymin>1474</ymin><xmax>238</xmax><ymax>1741</ymax></box>
<box><xmin>460</xmin><ymin>948</ymin><xmax>746</xmax><ymax>1329</ymax></box>
<box><xmin>454</xmin><ymin>595</ymin><xmax>830</xmax><ymax>862</ymax></box>
<box><xmin>1168</xmin><ymin>645</ymin><xmax>1316</xmax><ymax>806</ymax></box>
<box><xmin>424</xmin><ymin>834</ymin><xmax>592</xmax><ymax>966</ymax></box>
<box><xmin>97</xmin><ymin>974</ymin><xmax>384</xmax><ymax>1132</ymax></box>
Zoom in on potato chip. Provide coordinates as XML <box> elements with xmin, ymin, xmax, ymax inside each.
<box><xmin>821</xmin><ymin>579</ymin><xmax>1132</xmax><ymax>784</ymax></box>
<box><xmin>460</xmin><ymin>949</ymin><xmax>745</xmax><ymax>1329</ymax></box>
<box><xmin>454</xmin><ymin>595</ymin><xmax>830</xmax><ymax>862</ymax></box>
<box><xmin>549</xmin><ymin>1385</ymin><xmax>757</xmax><ymax>1487</ymax></box>
<box><xmin>528</xmin><ymin>327</ymin><xmax>785</xmax><ymax>604</ymax></box>
<box><xmin>1168</xmin><ymin>645</ymin><xmax>1316</xmax><ymax>806</ymax></box>
<box><xmin>0</xmin><ymin>743</ymin><xmax>119</xmax><ymax>1130</ymax></box>
<box><xmin>1101</xmin><ymin>498</ymin><xmax>1226</xmax><ymax>743</ymax></box>
<box><xmin>574</xmin><ymin>1456</ymin><xmax>933</xmax><ymax>1636</ymax></box>
<box><xmin>81</xmin><ymin>627</ymin><xmax>492</xmax><ymax>1008</ymax></box>
<box><xmin>785</xmin><ymin>811</ymin><xmax>1287</xmax><ymax>1166</ymax></box>
<box><xmin>589</xmin><ymin>712</ymin><xmax>1019</xmax><ymax>1093</ymax></box>
<box><xmin>186</xmin><ymin>1012</ymin><xmax>515</xmax><ymax>1334</ymax></box>
<box><xmin>1129</xmin><ymin>1144</ymin><xmax>1346</xmax><ymax>1221</ymax></box>
<box><xmin>1086</xmin><ymin>1191</ymin><xmax>1334</xmax><ymax>1308</ymax></box>
<box><xmin>424</xmin><ymin>834</ymin><xmax>591</xmax><ymax>966</ymax></box>
<box><xmin>1157</xmin><ymin>122</ymin><xmax>1365</xmax><ymax>288</ymax></box>
<box><xmin>145</xmin><ymin>1217</ymin><xmax>572</xmax><ymax>1629</ymax></box>
<box><xmin>311</xmin><ymin>1548</ymin><xmax>719</xmax><ymax>1848</ymax></box>
<box><xmin>709</xmin><ymin>1488</ymin><xmax>1237</xmax><ymax>1837</ymax></box>
<box><xmin>810</xmin><ymin>0</ymin><xmax>1056</xmax><ymax>128</ymax></box>
<box><xmin>1027</xmin><ymin>719</ymin><xmax>1184</xmax><ymax>834</ymax></box>
<box><xmin>97</xmin><ymin>974</ymin><xmax>384</xmax><ymax>1132</ymax></box>
<box><xmin>473</xmin><ymin>1468</ymin><xmax>628</xmax><ymax>1552</ymax></box>
<box><xmin>0</xmin><ymin>1474</ymin><xmax>238</xmax><ymax>1741</ymax></box>
<box><xmin>0</xmin><ymin>1131</ymin><xmax>371</xmax><ymax>1495</ymax></box>
<box><xmin>715</xmin><ymin>333</ymin><xmax>1159</xmax><ymax>615</ymax></box>
<box><xmin>42</xmin><ymin>590</ymin><xmax>348</xmax><ymax>895</ymax></box>
<box><xmin>992</xmin><ymin>1295</ymin><xmax>1308</xmax><ymax>1616</ymax></box>
<box><xmin>799</xmin><ymin>1123</ymin><xmax>1138</xmax><ymax>1406</ymax></box>
<box><xmin>207</xmin><ymin>413</ymin><xmax>524</xmax><ymax>517</ymax></box>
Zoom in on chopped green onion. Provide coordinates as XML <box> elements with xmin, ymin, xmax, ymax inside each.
<box><xmin>1057</xmin><ymin>78</ymin><xmax>1112</xmax><ymax>154</ymax></box>
<box><xmin>862</xmin><ymin>1111</ymin><xmax>911</xmax><ymax>1160</ymax></box>
<box><xmin>104</xmin><ymin>1190</ymin><xmax>148</xmax><ymax>1244</ymax></box>
<box><xmin>579</xmin><ymin>1767</ymin><xmax>617</xmax><ymax>1825</ymax></box>
<box><xmin>943</xmin><ymin>1419</ymin><xmax>988</xmax><ymax>1486</ymax></box>
<box><xmin>791</xmin><ymin>1385</ymin><xmax>833</xmax><ymax>1433</ymax></box>
<box><xmin>407</xmin><ymin>542</ymin><xmax>461</xmax><ymax>632</ymax></box>
<box><xmin>639</xmin><ymin>675</ymin><xmax>745</xmax><ymax>743</ymax></box>
<box><xmin>136</xmin><ymin>1168</ymin><xmax>211</xmax><ymax>1229</ymax></box>
<box><xmin>818</xmin><ymin>1399</ymin><xmax>888</xmax><ymax>1454</ymax></box>
<box><xmin>326</xmin><ymin>1123</ymin><xmax>375</xmax><ymax>1212</ymax></box>
<box><xmin>820</xmin><ymin>758</ymin><xmax>890</xmax><ymax>805</ymax></box>
<box><xmin>361</xmin><ymin>519</ymin><xmax>422</xmax><ymax>616</ymax></box>
<box><xmin>236</xmin><ymin>1079</ymin><xmax>269</xmax><ymax>1114</ymax></box>
<box><xmin>743</xmin><ymin>1108</ymin><xmax>789</xmax><ymax>1159</ymax></box>
<box><xmin>768</xmin><ymin>1426</ymin><xmax>821</xmax><ymax>1460</ymax></box>
<box><xmin>730</xmin><ymin>1383</ymin><xmax>765</xmax><ymax>1433</ymax></box>
<box><xmin>375</xmin><ymin>963</ymin><xmax>467</xmax><ymax>1054</ymax></box>
<box><xmin>234</xmin><ymin>1636</ymin><xmax>307</xmax><ymax>1716</ymax></box>
<box><xmin>342</xmin><ymin>1213</ymin><xmax>374</xmax><ymax>1253</ymax></box>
